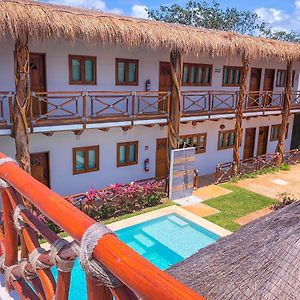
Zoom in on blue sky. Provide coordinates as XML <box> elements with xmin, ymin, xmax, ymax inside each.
<box><xmin>42</xmin><ymin>0</ymin><xmax>300</xmax><ymax>32</ymax></box>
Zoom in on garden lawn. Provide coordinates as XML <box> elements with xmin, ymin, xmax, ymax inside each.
<box><xmin>203</xmin><ymin>184</ymin><xmax>277</xmax><ymax>232</ymax></box>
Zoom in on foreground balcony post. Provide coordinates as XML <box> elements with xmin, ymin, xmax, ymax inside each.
<box><xmin>276</xmin><ymin>60</ymin><xmax>293</xmax><ymax>165</ymax></box>
<box><xmin>233</xmin><ymin>53</ymin><xmax>250</xmax><ymax>174</ymax></box>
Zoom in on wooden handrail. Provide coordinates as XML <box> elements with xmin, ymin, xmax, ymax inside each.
<box><xmin>0</xmin><ymin>152</ymin><xmax>204</xmax><ymax>300</ymax></box>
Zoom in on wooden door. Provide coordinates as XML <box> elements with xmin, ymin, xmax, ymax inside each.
<box><xmin>29</xmin><ymin>53</ymin><xmax>47</xmax><ymax>117</ymax></box>
<box><xmin>248</xmin><ymin>68</ymin><xmax>262</xmax><ymax>107</ymax></box>
<box><xmin>257</xmin><ymin>126</ymin><xmax>269</xmax><ymax>156</ymax></box>
<box><xmin>243</xmin><ymin>128</ymin><xmax>256</xmax><ymax>159</ymax></box>
<box><xmin>156</xmin><ymin>138</ymin><xmax>168</xmax><ymax>178</ymax></box>
<box><xmin>291</xmin><ymin>113</ymin><xmax>300</xmax><ymax>150</ymax></box>
<box><xmin>263</xmin><ymin>69</ymin><xmax>275</xmax><ymax>106</ymax></box>
<box><xmin>30</xmin><ymin>152</ymin><xmax>50</xmax><ymax>187</ymax></box>
<box><xmin>159</xmin><ymin>62</ymin><xmax>171</xmax><ymax>111</ymax></box>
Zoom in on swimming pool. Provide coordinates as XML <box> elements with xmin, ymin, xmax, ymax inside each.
<box><xmin>53</xmin><ymin>213</ymin><xmax>220</xmax><ymax>299</ymax></box>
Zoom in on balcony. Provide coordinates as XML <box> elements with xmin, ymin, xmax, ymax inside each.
<box><xmin>0</xmin><ymin>90</ymin><xmax>300</xmax><ymax>135</ymax></box>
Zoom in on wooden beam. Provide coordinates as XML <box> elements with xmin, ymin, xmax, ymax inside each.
<box><xmin>98</xmin><ymin>128</ymin><xmax>110</xmax><ymax>132</ymax></box>
<box><xmin>233</xmin><ymin>54</ymin><xmax>250</xmax><ymax>173</ymax></box>
<box><xmin>168</xmin><ymin>49</ymin><xmax>183</xmax><ymax>152</ymax></box>
<box><xmin>122</xmin><ymin>126</ymin><xmax>132</xmax><ymax>132</ymax></box>
<box><xmin>42</xmin><ymin>132</ymin><xmax>54</xmax><ymax>137</ymax></box>
<box><xmin>73</xmin><ymin>130</ymin><xmax>84</xmax><ymax>136</ymax></box>
<box><xmin>13</xmin><ymin>38</ymin><xmax>31</xmax><ymax>174</ymax></box>
<box><xmin>276</xmin><ymin>60</ymin><xmax>293</xmax><ymax>165</ymax></box>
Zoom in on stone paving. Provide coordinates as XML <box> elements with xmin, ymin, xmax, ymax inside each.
<box><xmin>235</xmin><ymin>164</ymin><xmax>300</xmax><ymax>200</ymax></box>
<box><xmin>235</xmin><ymin>207</ymin><xmax>273</xmax><ymax>226</ymax></box>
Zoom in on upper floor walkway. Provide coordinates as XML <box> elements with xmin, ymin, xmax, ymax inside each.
<box><xmin>1</xmin><ymin>90</ymin><xmax>300</xmax><ymax>135</ymax></box>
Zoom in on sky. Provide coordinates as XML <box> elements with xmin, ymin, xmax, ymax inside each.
<box><xmin>41</xmin><ymin>0</ymin><xmax>300</xmax><ymax>32</ymax></box>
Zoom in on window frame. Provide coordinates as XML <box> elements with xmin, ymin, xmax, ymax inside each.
<box><xmin>275</xmin><ymin>70</ymin><xmax>295</xmax><ymax>87</ymax></box>
<box><xmin>222</xmin><ymin>66</ymin><xmax>242</xmax><ymax>87</ymax></box>
<box><xmin>115</xmin><ymin>58</ymin><xmax>139</xmax><ymax>86</ymax></box>
<box><xmin>270</xmin><ymin>124</ymin><xmax>289</xmax><ymax>141</ymax></box>
<box><xmin>117</xmin><ymin>141</ymin><xmax>139</xmax><ymax>167</ymax></box>
<box><xmin>69</xmin><ymin>55</ymin><xmax>97</xmax><ymax>85</ymax></box>
<box><xmin>218</xmin><ymin>129</ymin><xmax>240</xmax><ymax>150</ymax></box>
<box><xmin>182</xmin><ymin>63</ymin><xmax>212</xmax><ymax>86</ymax></box>
<box><xmin>72</xmin><ymin>145</ymin><xmax>99</xmax><ymax>175</ymax></box>
<box><xmin>179</xmin><ymin>133</ymin><xmax>207</xmax><ymax>154</ymax></box>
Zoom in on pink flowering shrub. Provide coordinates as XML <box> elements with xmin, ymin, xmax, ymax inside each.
<box><xmin>64</xmin><ymin>179</ymin><xmax>167</xmax><ymax>221</ymax></box>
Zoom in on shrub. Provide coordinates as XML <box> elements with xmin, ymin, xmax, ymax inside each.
<box><xmin>271</xmin><ymin>192</ymin><xmax>298</xmax><ymax>210</ymax></box>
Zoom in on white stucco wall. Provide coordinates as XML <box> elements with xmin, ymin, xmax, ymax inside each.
<box><xmin>0</xmin><ymin>114</ymin><xmax>294</xmax><ymax>196</ymax></box>
<box><xmin>0</xmin><ymin>39</ymin><xmax>297</xmax><ymax>196</ymax></box>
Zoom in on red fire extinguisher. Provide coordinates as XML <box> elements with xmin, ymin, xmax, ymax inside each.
<box><xmin>145</xmin><ymin>79</ymin><xmax>151</xmax><ymax>92</ymax></box>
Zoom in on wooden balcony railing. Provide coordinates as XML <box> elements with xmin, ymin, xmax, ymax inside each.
<box><xmin>0</xmin><ymin>152</ymin><xmax>204</xmax><ymax>299</ymax></box>
<box><xmin>1</xmin><ymin>89</ymin><xmax>300</xmax><ymax>133</ymax></box>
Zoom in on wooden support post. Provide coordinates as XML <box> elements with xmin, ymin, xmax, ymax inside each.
<box><xmin>233</xmin><ymin>54</ymin><xmax>250</xmax><ymax>174</ymax></box>
<box><xmin>86</xmin><ymin>275</ymin><xmax>112</xmax><ymax>300</ymax></box>
<box><xmin>276</xmin><ymin>60</ymin><xmax>293</xmax><ymax>165</ymax></box>
<box><xmin>168</xmin><ymin>49</ymin><xmax>183</xmax><ymax>153</ymax></box>
<box><xmin>13</xmin><ymin>38</ymin><xmax>31</xmax><ymax>174</ymax></box>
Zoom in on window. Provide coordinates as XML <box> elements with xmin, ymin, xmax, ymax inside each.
<box><xmin>179</xmin><ymin>133</ymin><xmax>207</xmax><ymax>154</ymax></box>
<box><xmin>73</xmin><ymin>146</ymin><xmax>99</xmax><ymax>174</ymax></box>
<box><xmin>116</xmin><ymin>58</ymin><xmax>139</xmax><ymax>85</ymax></box>
<box><xmin>275</xmin><ymin>70</ymin><xmax>295</xmax><ymax>87</ymax></box>
<box><xmin>218</xmin><ymin>130</ymin><xmax>239</xmax><ymax>150</ymax></box>
<box><xmin>69</xmin><ymin>55</ymin><xmax>96</xmax><ymax>85</ymax></box>
<box><xmin>182</xmin><ymin>64</ymin><xmax>212</xmax><ymax>86</ymax></box>
<box><xmin>117</xmin><ymin>141</ymin><xmax>138</xmax><ymax>167</ymax></box>
<box><xmin>223</xmin><ymin>66</ymin><xmax>242</xmax><ymax>86</ymax></box>
<box><xmin>270</xmin><ymin>124</ymin><xmax>289</xmax><ymax>141</ymax></box>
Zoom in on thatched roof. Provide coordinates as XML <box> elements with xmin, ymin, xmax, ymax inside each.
<box><xmin>1</xmin><ymin>0</ymin><xmax>300</xmax><ymax>61</ymax></box>
<box><xmin>168</xmin><ymin>202</ymin><xmax>300</xmax><ymax>299</ymax></box>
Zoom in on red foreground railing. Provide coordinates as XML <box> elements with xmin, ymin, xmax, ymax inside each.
<box><xmin>0</xmin><ymin>152</ymin><xmax>204</xmax><ymax>300</ymax></box>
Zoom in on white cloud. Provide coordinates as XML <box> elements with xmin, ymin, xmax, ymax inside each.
<box><xmin>131</xmin><ymin>4</ymin><xmax>148</xmax><ymax>19</ymax></box>
<box><xmin>254</xmin><ymin>2</ymin><xmax>300</xmax><ymax>32</ymax></box>
<box><xmin>255</xmin><ymin>7</ymin><xmax>288</xmax><ymax>24</ymax></box>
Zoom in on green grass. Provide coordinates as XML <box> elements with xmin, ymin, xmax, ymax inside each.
<box><xmin>203</xmin><ymin>184</ymin><xmax>277</xmax><ymax>232</ymax></box>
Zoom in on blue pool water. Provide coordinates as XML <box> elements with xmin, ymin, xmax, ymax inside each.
<box><xmin>53</xmin><ymin>213</ymin><xmax>220</xmax><ymax>299</ymax></box>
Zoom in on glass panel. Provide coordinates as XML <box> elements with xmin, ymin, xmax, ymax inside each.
<box><xmin>192</xmin><ymin>136</ymin><xmax>198</xmax><ymax>149</ymax></box>
<box><xmin>85</xmin><ymin>59</ymin><xmax>94</xmax><ymax>82</ymax></box>
<box><xmin>223</xmin><ymin>68</ymin><xmax>228</xmax><ymax>84</ymax></box>
<box><xmin>190</xmin><ymin>66</ymin><xmax>196</xmax><ymax>83</ymax></box>
<box><xmin>235</xmin><ymin>69</ymin><xmax>241</xmax><ymax>84</ymax></box>
<box><xmin>226</xmin><ymin>133</ymin><xmax>231</xmax><ymax>147</ymax></box>
<box><xmin>183</xmin><ymin>65</ymin><xmax>189</xmax><ymax>83</ymax></box>
<box><xmin>197</xmin><ymin>67</ymin><xmax>203</xmax><ymax>84</ymax></box>
<box><xmin>128</xmin><ymin>63</ymin><xmax>136</xmax><ymax>83</ymax></box>
<box><xmin>75</xmin><ymin>150</ymin><xmax>85</xmax><ymax>171</ymax></box>
<box><xmin>119</xmin><ymin>145</ymin><xmax>126</xmax><ymax>164</ymax></box>
<box><xmin>205</xmin><ymin>67</ymin><xmax>210</xmax><ymax>84</ymax></box>
<box><xmin>229</xmin><ymin>69</ymin><xmax>234</xmax><ymax>84</ymax></box>
<box><xmin>199</xmin><ymin>135</ymin><xmax>205</xmax><ymax>150</ymax></box>
<box><xmin>129</xmin><ymin>144</ymin><xmax>136</xmax><ymax>162</ymax></box>
<box><xmin>230</xmin><ymin>133</ymin><xmax>235</xmax><ymax>146</ymax></box>
<box><xmin>88</xmin><ymin>149</ymin><xmax>96</xmax><ymax>169</ymax></box>
<box><xmin>118</xmin><ymin>62</ymin><xmax>125</xmax><ymax>83</ymax></box>
<box><xmin>179</xmin><ymin>138</ymin><xmax>184</xmax><ymax>148</ymax></box>
<box><xmin>186</xmin><ymin>137</ymin><xmax>192</xmax><ymax>146</ymax></box>
<box><xmin>219</xmin><ymin>133</ymin><xmax>224</xmax><ymax>148</ymax></box>
<box><xmin>72</xmin><ymin>59</ymin><xmax>81</xmax><ymax>81</ymax></box>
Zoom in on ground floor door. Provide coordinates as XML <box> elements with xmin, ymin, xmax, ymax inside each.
<box><xmin>29</xmin><ymin>53</ymin><xmax>47</xmax><ymax>117</ymax></box>
<box><xmin>243</xmin><ymin>128</ymin><xmax>256</xmax><ymax>159</ymax></box>
<box><xmin>291</xmin><ymin>113</ymin><xmax>300</xmax><ymax>149</ymax></box>
<box><xmin>30</xmin><ymin>152</ymin><xmax>50</xmax><ymax>187</ymax></box>
<box><xmin>156</xmin><ymin>138</ymin><xmax>168</xmax><ymax>178</ymax></box>
<box><xmin>257</xmin><ymin>126</ymin><xmax>269</xmax><ymax>156</ymax></box>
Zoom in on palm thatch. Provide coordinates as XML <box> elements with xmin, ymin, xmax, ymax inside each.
<box><xmin>1</xmin><ymin>0</ymin><xmax>300</xmax><ymax>61</ymax></box>
<box><xmin>168</xmin><ymin>201</ymin><xmax>300</xmax><ymax>299</ymax></box>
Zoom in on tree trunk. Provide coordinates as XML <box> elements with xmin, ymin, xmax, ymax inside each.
<box><xmin>276</xmin><ymin>60</ymin><xmax>293</xmax><ymax>165</ymax></box>
<box><xmin>233</xmin><ymin>54</ymin><xmax>250</xmax><ymax>175</ymax></box>
<box><xmin>168</xmin><ymin>49</ymin><xmax>183</xmax><ymax>153</ymax></box>
<box><xmin>14</xmin><ymin>38</ymin><xmax>31</xmax><ymax>174</ymax></box>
